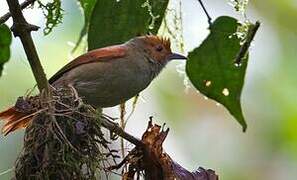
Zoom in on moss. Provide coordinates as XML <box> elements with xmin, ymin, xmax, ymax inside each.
<box><xmin>13</xmin><ymin>88</ymin><xmax>114</xmax><ymax>180</ymax></box>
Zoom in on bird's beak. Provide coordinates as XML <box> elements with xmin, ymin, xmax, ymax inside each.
<box><xmin>167</xmin><ymin>53</ymin><xmax>187</xmax><ymax>61</ymax></box>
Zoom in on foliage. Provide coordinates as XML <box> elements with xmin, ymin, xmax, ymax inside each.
<box><xmin>73</xmin><ymin>0</ymin><xmax>97</xmax><ymax>51</ymax></box>
<box><xmin>186</xmin><ymin>16</ymin><xmax>249</xmax><ymax>131</ymax></box>
<box><xmin>87</xmin><ymin>0</ymin><xmax>169</xmax><ymax>50</ymax></box>
<box><xmin>0</xmin><ymin>24</ymin><xmax>11</xmax><ymax>77</ymax></box>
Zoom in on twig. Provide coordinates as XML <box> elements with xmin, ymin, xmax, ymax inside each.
<box><xmin>0</xmin><ymin>167</ymin><xmax>14</xmax><ymax>176</ymax></box>
<box><xmin>119</xmin><ymin>102</ymin><xmax>127</xmax><ymax>171</ymax></box>
<box><xmin>52</xmin><ymin>117</ymin><xmax>81</xmax><ymax>154</ymax></box>
<box><xmin>100</xmin><ymin>116</ymin><xmax>144</xmax><ymax>148</ymax></box>
<box><xmin>5</xmin><ymin>0</ymin><xmax>50</xmax><ymax>94</ymax></box>
<box><xmin>125</xmin><ymin>94</ymin><xmax>139</xmax><ymax>125</ymax></box>
<box><xmin>234</xmin><ymin>21</ymin><xmax>260</xmax><ymax>65</ymax></box>
<box><xmin>196</xmin><ymin>0</ymin><xmax>212</xmax><ymax>26</ymax></box>
<box><xmin>0</xmin><ymin>0</ymin><xmax>36</xmax><ymax>24</ymax></box>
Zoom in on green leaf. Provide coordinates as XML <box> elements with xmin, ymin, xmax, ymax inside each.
<box><xmin>88</xmin><ymin>0</ymin><xmax>169</xmax><ymax>50</ymax></box>
<box><xmin>186</xmin><ymin>16</ymin><xmax>249</xmax><ymax>131</ymax></box>
<box><xmin>0</xmin><ymin>24</ymin><xmax>12</xmax><ymax>77</ymax></box>
<box><xmin>73</xmin><ymin>0</ymin><xmax>97</xmax><ymax>51</ymax></box>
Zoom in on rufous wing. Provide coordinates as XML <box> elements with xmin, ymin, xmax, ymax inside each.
<box><xmin>49</xmin><ymin>45</ymin><xmax>127</xmax><ymax>84</ymax></box>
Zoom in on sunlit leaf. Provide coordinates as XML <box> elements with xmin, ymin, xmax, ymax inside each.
<box><xmin>186</xmin><ymin>16</ymin><xmax>249</xmax><ymax>131</ymax></box>
<box><xmin>0</xmin><ymin>24</ymin><xmax>12</xmax><ymax>76</ymax></box>
<box><xmin>88</xmin><ymin>0</ymin><xmax>169</xmax><ymax>50</ymax></box>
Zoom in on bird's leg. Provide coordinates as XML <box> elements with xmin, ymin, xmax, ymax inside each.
<box><xmin>108</xmin><ymin>108</ymin><xmax>120</xmax><ymax>140</ymax></box>
<box><xmin>110</xmin><ymin>131</ymin><xmax>119</xmax><ymax>140</ymax></box>
<box><xmin>119</xmin><ymin>102</ymin><xmax>127</xmax><ymax>172</ymax></box>
<box><xmin>101</xmin><ymin>113</ymin><xmax>118</xmax><ymax>121</ymax></box>
<box><xmin>120</xmin><ymin>103</ymin><xmax>126</xmax><ymax>129</ymax></box>
<box><xmin>92</xmin><ymin>108</ymin><xmax>119</xmax><ymax>140</ymax></box>
<box><xmin>125</xmin><ymin>94</ymin><xmax>139</xmax><ymax>126</ymax></box>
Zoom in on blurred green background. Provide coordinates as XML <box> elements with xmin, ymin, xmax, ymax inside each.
<box><xmin>1</xmin><ymin>0</ymin><xmax>297</xmax><ymax>179</ymax></box>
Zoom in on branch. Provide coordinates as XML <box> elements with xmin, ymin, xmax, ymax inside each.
<box><xmin>101</xmin><ymin>116</ymin><xmax>144</xmax><ymax>147</ymax></box>
<box><xmin>0</xmin><ymin>0</ymin><xmax>36</xmax><ymax>24</ymax></box>
<box><xmin>5</xmin><ymin>0</ymin><xmax>50</xmax><ymax>94</ymax></box>
<box><xmin>196</xmin><ymin>0</ymin><xmax>212</xmax><ymax>26</ymax></box>
<box><xmin>234</xmin><ymin>21</ymin><xmax>260</xmax><ymax>65</ymax></box>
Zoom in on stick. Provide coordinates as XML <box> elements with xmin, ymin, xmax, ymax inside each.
<box><xmin>196</xmin><ymin>0</ymin><xmax>212</xmax><ymax>26</ymax></box>
<box><xmin>5</xmin><ymin>0</ymin><xmax>50</xmax><ymax>94</ymax></box>
<box><xmin>234</xmin><ymin>21</ymin><xmax>260</xmax><ymax>65</ymax></box>
<box><xmin>0</xmin><ymin>0</ymin><xmax>36</xmax><ymax>24</ymax></box>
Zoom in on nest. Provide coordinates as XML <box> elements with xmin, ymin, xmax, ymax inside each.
<box><xmin>13</xmin><ymin>87</ymin><xmax>117</xmax><ymax>180</ymax></box>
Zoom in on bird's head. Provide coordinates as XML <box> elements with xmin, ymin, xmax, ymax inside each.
<box><xmin>131</xmin><ymin>35</ymin><xmax>187</xmax><ymax>65</ymax></box>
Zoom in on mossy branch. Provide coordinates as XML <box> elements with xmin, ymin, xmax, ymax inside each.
<box><xmin>100</xmin><ymin>116</ymin><xmax>144</xmax><ymax>147</ymax></box>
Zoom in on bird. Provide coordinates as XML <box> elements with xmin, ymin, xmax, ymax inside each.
<box><xmin>0</xmin><ymin>35</ymin><xmax>187</xmax><ymax>135</ymax></box>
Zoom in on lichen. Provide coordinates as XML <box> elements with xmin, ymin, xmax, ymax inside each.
<box><xmin>37</xmin><ymin>0</ymin><xmax>64</xmax><ymax>35</ymax></box>
<box><xmin>228</xmin><ymin>0</ymin><xmax>249</xmax><ymax>16</ymax></box>
<box><xmin>141</xmin><ymin>0</ymin><xmax>161</xmax><ymax>30</ymax></box>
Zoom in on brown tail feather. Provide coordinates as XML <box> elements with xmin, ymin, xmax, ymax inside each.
<box><xmin>0</xmin><ymin>107</ymin><xmax>33</xmax><ymax>135</ymax></box>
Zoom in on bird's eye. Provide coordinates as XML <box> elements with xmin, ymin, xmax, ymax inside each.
<box><xmin>155</xmin><ymin>45</ymin><xmax>163</xmax><ymax>52</ymax></box>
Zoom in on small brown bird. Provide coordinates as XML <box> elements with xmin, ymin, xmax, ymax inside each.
<box><xmin>0</xmin><ymin>35</ymin><xmax>186</xmax><ymax>135</ymax></box>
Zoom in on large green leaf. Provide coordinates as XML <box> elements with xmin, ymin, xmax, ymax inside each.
<box><xmin>186</xmin><ymin>16</ymin><xmax>249</xmax><ymax>131</ymax></box>
<box><xmin>73</xmin><ymin>0</ymin><xmax>97</xmax><ymax>51</ymax></box>
<box><xmin>88</xmin><ymin>0</ymin><xmax>169</xmax><ymax>50</ymax></box>
<box><xmin>0</xmin><ymin>24</ymin><xmax>12</xmax><ymax>77</ymax></box>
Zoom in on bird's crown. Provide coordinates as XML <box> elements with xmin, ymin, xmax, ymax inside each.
<box><xmin>143</xmin><ymin>35</ymin><xmax>171</xmax><ymax>52</ymax></box>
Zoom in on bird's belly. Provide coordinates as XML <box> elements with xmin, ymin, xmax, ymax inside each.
<box><xmin>75</xmin><ymin>77</ymin><xmax>147</xmax><ymax>107</ymax></box>
<box><xmin>71</xmin><ymin>61</ymin><xmax>151</xmax><ymax>108</ymax></box>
